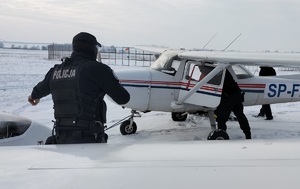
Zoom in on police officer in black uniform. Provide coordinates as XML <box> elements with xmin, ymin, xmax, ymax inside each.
<box><xmin>214</xmin><ymin>69</ymin><xmax>251</xmax><ymax>139</ymax></box>
<box><xmin>28</xmin><ymin>32</ymin><xmax>130</xmax><ymax>144</ymax></box>
<box><xmin>256</xmin><ymin>66</ymin><xmax>276</xmax><ymax>120</ymax></box>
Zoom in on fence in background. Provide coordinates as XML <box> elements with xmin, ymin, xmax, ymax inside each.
<box><xmin>101</xmin><ymin>47</ymin><xmax>155</xmax><ymax>67</ymax></box>
<box><xmin>47</xmin><ymin>43</ymin><xmax>72</xmax><ymax>60</ymax></box>
<box><xmin>48</xmin><ymin>45</ymin><xmax>155</xmax><ymax>67</ymax></box>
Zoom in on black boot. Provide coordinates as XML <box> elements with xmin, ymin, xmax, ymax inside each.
<box><xmin>45</xmin><ymin>135</ymin><xmax>57</xmax><ymax>144</ymax></box>
<box><xmin>265</xmin><ymin>116</ymin><xmax>273</xmax><ymax>120</ymax></box>
<box><xmin>244</xmin><ymin>132</ymin><xmax>251</xmax><ymax>139</ymax></box>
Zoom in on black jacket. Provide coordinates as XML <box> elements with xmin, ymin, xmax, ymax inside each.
<box><xmin>31</xmin><ymin>51</ymin><xmax>130</xmax><ymax>121</ymax></box>
<box><xmin>222</xmin><ymin>70</ymin><xmax>241</xmax><ymax>97</ymax></box>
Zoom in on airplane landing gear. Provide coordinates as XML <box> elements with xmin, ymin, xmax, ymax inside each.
<box><xmin>120</xmin><ymin>119</ymin><xmax>137</xmax><ymax>135</ymax></box>
<box><xmin>207</xmin><ymin>129</ymin><xmax>230</xmax><ymax>140</ymax></box>
<box><xmin>105</xmin><ymin>110</ymin><xmax>141</xmax><ymax>135</ymax></box>
<box><xmin>171</xmin><ymin>112</ymin><xmax>188</xmax><ymax>121</ymax></box>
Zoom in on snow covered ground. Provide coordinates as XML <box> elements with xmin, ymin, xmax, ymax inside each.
<box><xmin>1</xmin><ymin>48</ymin><xmax>300</xmax><ymax>143</ymax></box>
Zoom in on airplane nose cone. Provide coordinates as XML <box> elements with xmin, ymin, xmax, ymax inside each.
<box><xmin>114</xmin><ymin>69</ymin><xmax>151</xmax><ymax>111</ymax></box>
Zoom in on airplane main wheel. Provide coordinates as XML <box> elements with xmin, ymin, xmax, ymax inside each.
<box><xmin>120</xmin><ymin>120</ymin><xmax>137</xmax><ymax>135</ymax></box>
<box><xmin>172</xmin><ymin>112</ymin><xmax>187</xmax><ymax>121</ymax></box>
<box><xmin>207</xmin><ymin>129</ymin><xmax>230</xmax><ymax>140</ymax></box>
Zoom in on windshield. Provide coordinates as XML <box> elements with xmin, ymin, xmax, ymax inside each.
<box><xmin>0</xmin><ymin>113</ymin><xmax>31</xmax><ymax>138</ymax></box>
<box><xmin>151</xmin><ymin>50</ymin><xmax>181</xmax><ymax>70</ymax></box>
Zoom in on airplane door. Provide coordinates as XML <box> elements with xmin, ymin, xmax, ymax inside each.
<box><xmin>179</xmin><ymin>62</ymin><xmax>224</xmax><ymax>108</ymax></box>
<box><xmin>148</xmin><ymin>60</ymin><xmax>182</xmax><ymax>112</ymax></box>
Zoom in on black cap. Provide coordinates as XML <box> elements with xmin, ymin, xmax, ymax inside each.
<box><xmin>72</xmin><ymin>32</ymin><xmax>102</xmax><ymax>47</ymax></box>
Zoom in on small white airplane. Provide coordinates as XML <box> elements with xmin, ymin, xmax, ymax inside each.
<box><xmin>114</xmin><ymin>48</ymin><xmax>300</xmax><ymax>139</ymax></box>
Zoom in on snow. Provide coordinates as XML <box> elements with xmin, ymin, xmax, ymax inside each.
<box><xmin>1</xmin><ymin>48</ymin><xmax>300</xmax><ymax>188</ymax></box>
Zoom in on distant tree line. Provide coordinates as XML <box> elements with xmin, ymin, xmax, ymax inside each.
<box><xmin>0</xmin><ymin>41</ymin><xmax>48</xmax><ymax>50</ymax></box>
<box><xmin>10</xmin><ymin>44</ymin><xmax>48</xmax><ymax>50</ymax></box>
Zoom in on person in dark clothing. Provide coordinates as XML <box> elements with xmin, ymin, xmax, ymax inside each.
<box><xmin>28</xmin><ymin>32</ymin><xmax>130</xmax><ymax>144</ymax></box>
<box><xmin>214</xmin><ymin>69</ymin><xmax>251</xmax><ymax>139</ymax></box>
<box><xmin>256</xmin><ymin>66</ymin><xmax>276</xmax><ymax>120</ymax></box>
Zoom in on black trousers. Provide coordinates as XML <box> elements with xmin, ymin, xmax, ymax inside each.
<box><xmin>215</xmin><ymin>92</ymin><xmax>251</xmax><ymax>135</ymax></box>
<box><xmin>259</xmin><ymin>104</ymin><xmax>273</xmax><ymax>119</ymax></box>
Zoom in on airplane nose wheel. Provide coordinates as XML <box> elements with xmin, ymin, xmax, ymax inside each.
<box><xmin>105</xmin><ymin>110</ymin><xmax>140</xmax><ymax>135</ymax></box>
<box><xmin>120</xmin><ymin>119</ymin><xmax>137</xmax><ymax>135</ymax></box>
<box><xmin>207</xmin><ymin>129</ymin><xmax>230</xmax><ymax>140</ymax></box>
<box><xmin>171</xmin><ymin>112</ymin><xmax>188</xmax><ymax>121</ymax></box>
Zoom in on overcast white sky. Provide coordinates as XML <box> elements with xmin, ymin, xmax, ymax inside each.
<box><xmin>0</xmin><ymin>0</ymin><xmax>300</xmax><ymax>51</ymax></box>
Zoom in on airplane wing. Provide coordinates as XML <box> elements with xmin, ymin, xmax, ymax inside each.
<box><xmin>1</xmin><ymin>140</ymin><xmax>300</xmax><ymax>189</ymax></box>
<box><xmin>180</xmin><ymin>51</ymin><xmax>300</xmax><ymax>67</ymax></box>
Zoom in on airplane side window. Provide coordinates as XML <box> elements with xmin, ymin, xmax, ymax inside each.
<box><xmin>207</xmin><ymin>70</ymin><xmax>223</xmax><ymax>85</ymax></box>
<box><xmin>171</xmin><ymin>60</ymin><xmax>181</xmax><ymax>71</ymax></box>
<box><xmin>186</xmin><ymin>63</ymin><xmax>201</xmax><ymax>81</ymax></box>
<box><xmin>232</xmin><ymin>65</ymin><xmax>253</xmax><ymax>79</ymax></box>
<box><xmin>199</xmin><ymin>65</ymin><xmax>213</xmax><ymax>81</ymax></box>
<box><xmin>199</xmin><ymin>65</ymin><xmax>222</xmax><ymax>85</ymax></box>
<box><xmin>185</xmin><ymin>62</ymin><xmax>222</xmax><ymax>86</ymax></box>
<box><xmin>192</xmin><ymin>65</ymin><xmax>201</xmax><ymax>81</ymax></box>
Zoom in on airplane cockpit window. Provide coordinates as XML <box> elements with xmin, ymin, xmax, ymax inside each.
<box><xmin>162</xmin><ymin>60</ymin><xmax>181</xmax><ymax>75</ymax></box>
<box><xmin>232</xmin><ymin>65</ymin><xmax>254</xmax><ymax>79</ymax></box>
<box><xmin>151</xmin><ymin>50</ymin><xmax>182</xmax><ymax>75</ymax></box>
<box><xmin>151</xmin><ymin>53</ymin><xmax>170</xmax><ymax>70</ymax></box>
<box><xmin>0</xmin><ymin>118</ymin><xmax>31</xmax><ymax>139</ymax></box>
<box><xmin>186</xmin><ymin>62</ymin><xmax>223</xmax><ymax>85</ymax></box>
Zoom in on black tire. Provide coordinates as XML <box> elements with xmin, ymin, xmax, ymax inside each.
<box><xmin>207</xmin><ymin>129</ymin><xmax>230</xmax><ymax>140</ymax></box>
<box><xmin>120</xmin><ymin>120</ymin><xmax>137</xmax><ymax>135</ymax></box>
<box><xmin>45</xmin><ymin>136</ymin><xmax>57</xmax><ymax>145</ymax></box>
<box><xmin>171</xmin><ymin>112</ymin><xmax>188</xmax><ymax>121</ymax></box>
